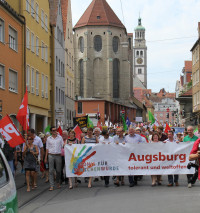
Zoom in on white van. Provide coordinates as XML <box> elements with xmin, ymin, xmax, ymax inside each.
<box><xmin>0</xmin><ymin>148</ymin><xmax>18</xmax><ymax>213</ymax></box>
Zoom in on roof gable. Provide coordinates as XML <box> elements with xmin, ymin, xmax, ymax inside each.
<box><xmin>49</xmin><ymin>0</ymin><xmax>59</xmax><ymax>26</ymax></box>
<box><xmin>61</xmin><ymin>0</ymin><xmax>69</xmax><ymax>38</ymax></box>
<box><xmin>74</xmin><ymin>0</ymin><xmax>125</xmax><ymax>30</ymax></box>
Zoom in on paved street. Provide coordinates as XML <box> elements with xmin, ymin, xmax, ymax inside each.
<box><xmin>16</xmin><ymin>172</ymin><xmax>200</xmax><ymax>213</ymax></box>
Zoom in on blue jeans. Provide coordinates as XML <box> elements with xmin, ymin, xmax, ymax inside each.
<box><xmin>168</xmin><ymin>175</ymin><xmax>179</xmax><ymax>184</ymax></box>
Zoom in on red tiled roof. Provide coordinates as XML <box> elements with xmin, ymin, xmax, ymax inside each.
<box><xmin>74</xmin><ymin>0</ymin><xmax>125</xmax><ymax>29</ymax></box>
<box><xmin>61</xmin><ymin>0</ymin><xmax>69</xmax><ymax>39</ymax></box>
<box><xmin>49</xmin><ymin>0</ymin><xmax>59</xmax><ymax>26</ymax></box>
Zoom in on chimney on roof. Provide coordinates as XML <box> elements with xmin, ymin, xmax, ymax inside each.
<box><xmin>198</xmin><ymin>22</ymin><xmax>200</xmax><ymax>38</ymax></box>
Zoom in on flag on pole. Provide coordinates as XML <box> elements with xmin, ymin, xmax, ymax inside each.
<box><xmin>16</xmin><ymin>88</ymin><xmax>29</xmax><ymax>131</ymax></box>
<box><xmin>148</xmin><ymin>111</ymin><xmax>155</xmax><ymax>125</ymax></box>
<box><xmin>126</xmin><ymin>117</ymin><xmax>131</xmax><ymax>127</ymax></box>
<box><xmin>45</xmin><ymin>125</ymin><xmax>50</xmax><ymax>133</ymax></box>
<box><xmin>97</xmin><ymin>120</ymin><xmax>102</xmax><ymax>131</ymax></box>
<box><xmin>164</xmin><ymin>122</ymin><xmax>171</xmax><ymax>133</ymax></box>
<box><xmin>0</xmin><ymin>115</ymin><xmax>25</xmax><ymax>147</ymax></box>
<box><xmin>73</xmin><ymin>125</ymin><xmax>82</xmax><ymax>141</ymax></box>
<box><xmin>57</xmin><ymin>126</ymin><xmax>63</xmax><ymax>136</ymax></box>
<box><xmin>194</xmin><ymin>127</ymin><xmax>198</xmax><ymax>133</ymax></box>
<box><xmin>87</xmin><ymin>116</ymin><xmax>94</xmax><ymax>128</ymax></box>
<box><xmin>121</xmin><ymin>115</ymin><xmax>127</xmax><ymax>131</ymax></box>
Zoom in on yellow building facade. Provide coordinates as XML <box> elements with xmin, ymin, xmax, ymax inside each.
<box><xmin>6</xmin><ymin>0</ymin><xmax>51</xmax><ymax>132</ymax></box>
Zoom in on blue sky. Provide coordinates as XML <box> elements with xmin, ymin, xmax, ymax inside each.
<box><xmin>71</xmin><ymin>0</ymin><xmax>200</xmax><ymax>92</ymax></box>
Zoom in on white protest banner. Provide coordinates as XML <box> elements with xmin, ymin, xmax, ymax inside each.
<box><xmin>65</xmin><ymin>142</ymin><xmax>195</xmax><ymax>177</ymax></box>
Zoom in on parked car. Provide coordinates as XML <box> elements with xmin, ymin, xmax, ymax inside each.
<box><xmin>0</xmin><ymin>148</ymin><xmax>18</xmax><ymax>213</ymax></box>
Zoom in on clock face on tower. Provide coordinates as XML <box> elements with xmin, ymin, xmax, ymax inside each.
<box><xmin>137</xmin><ymin>58</ymin><xmax>143</xmax><ymax>64</ymax></box>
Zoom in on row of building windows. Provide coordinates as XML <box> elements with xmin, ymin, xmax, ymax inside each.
<box><xmin>66</xmin><ymin>49</ymin><xmax>74</xmax><ymax>70</ymax></box>
<box><xmin>66</xmin><ymin>78</ymin><xmax>74</xmax><ymax>99</ymax></box>
<box><xmin>26</xmin><ymin>0</ymin><xmax>48</xmax><ymax>32</ymax></box>
<box><xmin>136</xmin><ymin>50</ymin><xmax>144</xmax><ymax>57</ymax></box>
<box><xmin>66</xmin><ymin>109</ymin><xmax>74</xmax><ymax>121</ymax></box>
<box><xmin>56</xmin><ymin>87</ymin><xmax>65</xmax><ymax>105</ymax></box>
<box><xmin>135</xmin><ymin>31</ymin><xmax>145</xmax><ymax>39</ymax></box>
<box><xmin>56</xmin><ymin>56</ymin><xmax>65</xmax><ymax>77</ymax></box>
<box><xmin>0</xmin><ymin>64</ymin><xmax>18</xmax><ymax>93</ymax></box>
<box><xmin>26</xmin><ymin>65</ymin><xmax>48</xmax><ymax>98</ymax></box>
<box><xmin>0</xmin><ymin>18</ymin><xmax>18</xmax><ymax>51</ymax></box>
<box><xmin>26</xmin><ymin>28</ymin><xmax>48</xmax><ymax>62</ymax></box>
<box><xmin>78</xmin><ymin>36</ymin><xmax>120</xmax><ymax>53</ymax></box>
<box><xmin>193</xmin><ymin>70</ymin><xmax>199</xmax><ymax>86</ymax></box>
<box><xmin>192</xmin><ymin>47</ymin><xmax>199</xmax><ymax>65</ymax></box>
<box><xmin>193</xmin><ymin>91</ymin><xmax>200</xmax><ymax>106</ymax></box>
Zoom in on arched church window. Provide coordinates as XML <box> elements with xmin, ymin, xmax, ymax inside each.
<box><xmin>113</xmin><ymin>36</ymin><xmax>119</xmax><ymax>53</ymax></box>
<box><xmin>136</xmin><ymin>51</ymin><xmax>139</xmax><ymax>56</ymax></box>
<box><xmin>79</xmin><ymin>37</ymin><xmax>84</xmax><ymax>53</ymax></box>
<box><xmin>140</xmin><ymin>51</ymin><xmax>143</xmax><ymax>56</ymax></box>
<box><xmin>79</xmin><ymin>59</ymin><xmax>84</xmax><ymax>97</ymax></box>
<box><xmin>94</xmin><ymin>35</ymin><xmax>102</xmax><ymax>52</ymax></box>
<box><xmin>113</xmin><ymin>58</ymin><xmax>120</xmax><ymax>98</ymax></box>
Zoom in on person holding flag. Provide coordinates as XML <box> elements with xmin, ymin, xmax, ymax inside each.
<box><xmin>23</xmin><ymin>136</ymin><xmax>39</xmax><ymax>192</ymax></box>
<box><xmin>16</xmin><ymin>87</ymin><xmax>29</xmax><ymax>131</ymax></box>
<box><xmin>27</xmin><ymin>128</ymin><xmax>43</xmax><ymax>188</ymax></box>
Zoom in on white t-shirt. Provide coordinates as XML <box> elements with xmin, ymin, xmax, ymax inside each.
<box><xmin>46</xmin><ymin>135</ymin><xmax>64</xmax><ymax>154</ymax></box>
<box><xmin>99</xmin><ymin>136</ymin><xmax>113</xmax><ymax>144</ymax></box>
<box><xmin>33</xmin><ymin>135</ymin><xmax>43</xmax><ymax>149</ymax></box>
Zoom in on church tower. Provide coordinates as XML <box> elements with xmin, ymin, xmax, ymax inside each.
<box><xmin>133</xmin><ymin>17</ymin><xmax>147</xmax><ymax>88</ymax></box>
<box><xmin>73</xmin><ymin>0</ymin><xmax>133</xmax><ymax>103</ymax></box>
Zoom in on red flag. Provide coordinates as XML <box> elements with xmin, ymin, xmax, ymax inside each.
<box><xmin>0</xmin><ymin>115</ymin><xmax>25</xmax><ymax>147</ymax></box>
<box><xmin>164</xmin><ymin>123</ymin><xmax>171</xmax><ymax>133</ymax></box>
<box><xmin>57</xmin><ymin>126</ymin><xmax>63</xmax><ymax>136</ymax></box>
<box><xmin>97</xmin><ymin>120</ymin><xmax>102</xmax><ymax>131</ymax></box>
<box><xmin>73</xmin><ymin>125</ymin><xmax>82</xmax><ymax>141</ymax></box>
<box><xmin>16</xmin><ymin>88</ymin><xmax>29</xmax><ymax>131</ymax></box>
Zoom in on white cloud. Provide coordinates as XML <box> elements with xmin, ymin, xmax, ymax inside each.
<box><xmin>71</xmin><ymin>0</ymin><xmax>200</xmax><ymax>92</ymax></box>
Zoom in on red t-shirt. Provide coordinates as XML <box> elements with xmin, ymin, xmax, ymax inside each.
<box><xmin>190</xmin><ymin>138</ymin><xmax>200</xmax><ymax>179</ymax></box>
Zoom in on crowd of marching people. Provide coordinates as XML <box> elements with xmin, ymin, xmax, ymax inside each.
<box><xmin>1</xmin><ymin>123</ymin><xmax>200</xmax><ymax>192</ymax></box>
